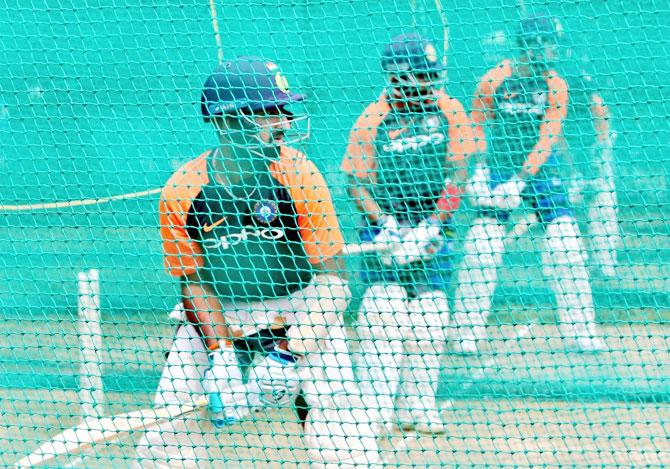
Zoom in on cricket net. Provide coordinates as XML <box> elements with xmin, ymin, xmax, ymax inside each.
<box><xmin>1</xmin><ymin>0</ymin><xmax>669</xmax><ymax>466</ymax></box>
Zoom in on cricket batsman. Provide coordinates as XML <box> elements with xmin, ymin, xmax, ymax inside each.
<box><xmin>342</xmin><ymin>33</ymin><xmax>476</xmax><ymax>435</ymax></box>
<box><xmin>451</xmin><ymin>16</ymin><xmax>606</xmax><ymax>354</ymax></box>
<box><xmin>135</xmin><ymin>57</ymin><xmax>380</xmax><ymax>467</ymax></box>
<box><xmin>561</xmin><ymin>52</ymin><xmax>620</xmax><ymax>278</ymax></box>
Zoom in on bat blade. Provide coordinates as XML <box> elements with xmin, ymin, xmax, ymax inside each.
<box><xmin>503</xmin><ymin>213</ymin><xmax>538</xmax><ymax>247</ymax></box>
<box><xmin>340</xmin><ymin>242</ymin><xmax>394</xmax><ymax>256</ymax></box>
<box><xmin>15</xmin><ymin>398</ymin><xmax>208</xmax><ymax>467</ymax></box>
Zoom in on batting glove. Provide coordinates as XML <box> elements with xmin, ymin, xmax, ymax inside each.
<box><xmin>389</xmin><ymin>218</ymin><xmax>443</xmax><ymax>266</ymax></box>
<box><xmin>248</xmin><ymin>348</ymin><xmax>301</xmax><ymax>407</ymax></box>
<box><xmin>372</xmin><ymin>215</ymin><xmax>402</xmax><ymax>265</ymax></box>
<box><xmin>203</xmin><ymin>343</ymin><xmax>247</xmax><ymax>428</ymax></box>
<box><xmin>490</xmin><ymin>175</ymin><xmax>527</xmax><ymax>210</ymax></box>
<box><xmin>373</xmin><ymin>215</ymin><xmax>402</xmax><ymax>245</ymax></box>
<box><xmin>465</xmin><ymin>165</ymin><xmax>496</xmax><ymax>208</ymax></box>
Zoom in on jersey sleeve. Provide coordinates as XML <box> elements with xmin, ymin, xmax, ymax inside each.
<box><xmin>341</xmin><ymin>98</ymin><xmax>390</xmax><ymax>181</ymax></box>
<box><xmin>523</xmin><ymin>73</ymin><xmax>569</xmax><ymax>175</ymax></box>
<box><xmin>159</xmin><ymin>156</ymin><xmax>209</xmax><ymax>277</ymax></box>
<box><xmin>471</xmin><ymin>61</ymin><xmax>512</xmax><ymax>153</ymax></box>
<box><xmin>273</xmin><ymin>151</ymin><xmax>345</xmax><ymax>264</ymax></box>
<box><xmin>438</xmin><ymin>93</ymin><xmax>477</xmax><ymax>161</ymax></box>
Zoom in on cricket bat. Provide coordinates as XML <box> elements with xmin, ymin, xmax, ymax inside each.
<box><xmin>14</xmin><ymin>398</ymin><xmax>208</xmax><ymax>467</ymax></box>
<box><xmin>340</xmin><ymin>213</ymin><xmax>538</xmax><ymax>256</ymax></box>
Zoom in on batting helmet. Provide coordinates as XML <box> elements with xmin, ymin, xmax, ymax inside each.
<box><xmin>518</xmin><ymin>16</ymin><xmax>561</xmax><ymax>47</ymax></box>
<box><xmin>381</xmin><ymin>33</ymin><xmax>446</xmax><ymax>109</ymax></box>
<box><xmin>516</xmin><ymin>16</ymin><xmax>562</xmax><ymax>70</ymax></box>
<box><xmin>381</xmin><ymin>33</ymin><xmax>444</xmax><ymax>74</ymax></box>
<box><xmin>201</xmin><ymin>57</ymin><xmax>305</xmax><ymax>121</ymax></box>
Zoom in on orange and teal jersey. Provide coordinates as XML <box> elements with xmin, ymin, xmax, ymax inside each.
<box><xmin>341</xmin><ymin>91</ymin><xmax>475</xmax><ymax>224</ymax></box>
<box><xmin>159</xmin><ymin>147</ymin><xmax>343</xmax><ymax>302</ymax></box>
<box><xmin>471</xmin><ymin>60</ymin><xmax>568</xmax><ymax>176</ymax></box>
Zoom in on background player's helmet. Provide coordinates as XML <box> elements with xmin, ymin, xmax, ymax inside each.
<box><xmin>517</xmin><ymin>16</ymin><xmax>562</xmax><ymax>71</ymax></box>
<box><xmin>201</xmin><ymin>57</ymin><xmax>309</xmax><ymax>153</ymax></box>
<box><xmin>381</xmin><ymin>33</ymin><xmax>446</xmax><ymax>110</ymax></box>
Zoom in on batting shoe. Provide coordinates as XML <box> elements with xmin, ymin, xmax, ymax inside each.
<box><xmin>450</xmin><ymin>326</ymin><xmax>487</xmax><ymax>355</ymax></box>
<box><xmin>372</xmin><ymin>420</ymin><xmax>395</xmax><ymax>438</ymax></box>
<box><xmin>451</xmin><ymin>338</ymin><xmax>480</xmax><ymax>355</ymax></box>
<box><xmin>599</xmin><ymin>264</ymin><xmax>617</xmax><ymax>279</ymax></box>
<box><xmin>571</xmin><ymin>335</ymin><xmax>607</xmax><ymax>353</ymax></box>
<box><xmin>400</xmin><ymin>409</ymin><xmax>446</xmax><ymax>435</ymax></box>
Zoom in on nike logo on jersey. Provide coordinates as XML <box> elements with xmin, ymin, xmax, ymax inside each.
<box><xmin>388</xmin><ymin>127</ymin><xmax>407</xmax><ymax>140</ymax></box>
<box><xmin>203</xmin><ymin>217</ymin><xmax>227</xmax><ymax>232</ymax></box>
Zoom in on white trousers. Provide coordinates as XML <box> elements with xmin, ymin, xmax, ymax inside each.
<box><xmin>452</xmin><ymin>215</ymin><xmax>599</xmax><ymax>343</ymax></box>
<box><xmin>135</xmin><ymin>316</ymin><xmax>380</xmax><ymax>466</ymax></box>
<box><xmin>134</xmin><ymin>323</ymin><xmax>228</xmax><ymax>468</ymax></box>
<box><xmin>354</xmin><ymin>285</ymin><xmax>448</xmax><ymax>430</ymax></box>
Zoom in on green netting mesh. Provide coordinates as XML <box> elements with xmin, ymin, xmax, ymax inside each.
<box><xmin>2</xmin><ymin>0</ymin><xmax>670</xmax><ymax>466</ymax></box>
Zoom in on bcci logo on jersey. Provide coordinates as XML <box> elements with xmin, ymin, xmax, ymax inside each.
<box><xmin>254</xmin><ymin>200</ymin><xmax>279</xmax><ymax>224</ymax></box>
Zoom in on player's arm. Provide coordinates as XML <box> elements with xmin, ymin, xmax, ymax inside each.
<box><xmin>341</xmin><ymin>109</ymin><xmax>384</xmax><ymax>223</ymax></box>
<box><xmin>345</xmin><ymin>173</ymin><xmax>400</xmax><ymax>245</ymax></box>
<box><xmin>180</xmin><ymin>273</ymin><xmax>234</xmax><ymax>349</ymax></box>
<box><xmin>489</xmin><ymin>73</ymin><xmax>568</xmax><ymax>210</ymax></box>
<box><xmin>520</xmin><ymin>74</ymin><xmax>569</xmax><ymax>177</ymax></box>
<box><xmin>466</xmin><ymin>63</ymin><xmax>513</xmax><ymax>209</ymax></box>
<box><xmin>341</xmin><ymin>102</ymin><xmax>401</xmax><ymax>243</ymax></box>
<box><xmin>471</xmin><ymin>86</ymin><xmax>493</xmax><ymax>155</ymax></box>
<box><xmin>590</xmin><ymin>92</ymin><xmax>613</xmax><ymax>146</ymax></box>
<box><xmin>347</xmin><ymin>181</ymin><xmax>384</xmax><ymax>223</ymax></box>
<box><xmin>589</xmin><ymin>90</ymin><xmax>616</xmax><ymax>187</ymax></box>
<box><xmin>428</xmin><ymin>158</ymin><xmax>468</xmax><ymax>224</ymax></box>
<box><xmin>275</xmin><ymin>158</ymin><xmax>350</xmax><ymax>355</ymax></box>
<box><xmin>471</xmin><ymin>61</ymin><xmax>510</xmax><ymax>156</ymax></box>
<box><xmin>159</xmin><ymin>191</ymin><xmax>234</xmax><ymax>350</ymax></box>
<box><xmin>428</xmin><ymin>96</ymin><xmax>478</xmax><ymax>224</ymax></box>
<box><xmin>160</xmin><ymin>184</ymin><xmax>243</xmax><ymax>425</ymax></box>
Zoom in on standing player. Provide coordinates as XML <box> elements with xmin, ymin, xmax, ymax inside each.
<box><xmin>342</xmin><ymin>33</ymin><xmax>475</xmax><ymax>435</ymax></box>
<box><xmin>561</xmin><ymin>52</ymin><xmax>620</xmax><ymax>278</ymax></box>
<box><xmin>135</xmin><ymin>57</ymin><xmax>380</xmax><ymax>468</ymax></box>
<box><xmin>451</xmin><ymin>16</ymin><xmax>606</xmax><ymax>354</ymax></box>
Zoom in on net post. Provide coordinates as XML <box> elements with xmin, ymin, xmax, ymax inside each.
<box><xmin>77</xmin><ymin>269</ymin><xmax>104</xmax><ymax>420</ymax></box>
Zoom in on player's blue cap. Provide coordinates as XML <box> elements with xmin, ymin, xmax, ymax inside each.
<box><xmin>201</xmin><ymin>57</ymin><xmax>305</xmax><ymax>121</ymax></box>
<box><xmin>381</xmin><ymin>33</ymin><xmax>444</xmax><ymax>74</ymax></box>
<box><xmin>517</xmin><ymin>16</ymin><xmax>561</xmax><ymax>47</ymax></box>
